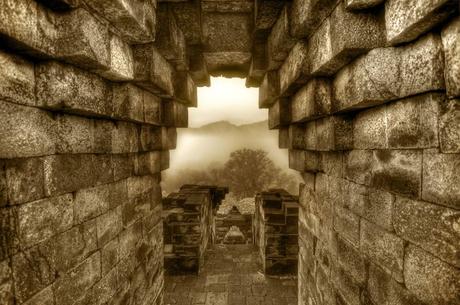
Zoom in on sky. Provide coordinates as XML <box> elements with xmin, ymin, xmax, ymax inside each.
<box><xmin>188</xmin><ymin>77</ymin><xmax>267</xmax><ymax>127</ymax></box>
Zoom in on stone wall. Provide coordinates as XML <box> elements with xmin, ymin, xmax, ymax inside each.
<box><xmin>215</xmin><ymin>206</ymin><xmax>253</xmax><ymax>244</ymax></box>
<box><xmin>162</xmin><ymin>185</ymin><xmax>228</xmax><ymax>275</ymax></box>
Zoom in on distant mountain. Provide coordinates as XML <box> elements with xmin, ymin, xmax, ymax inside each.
<box><xmin>187</xmin><ymin>120</ymin><xmax>268</xmax><ymax>134</ymax></box>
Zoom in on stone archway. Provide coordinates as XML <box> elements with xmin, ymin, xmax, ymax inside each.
<box><xmin>0</xmin><ymin>1</ymin><xmax>459</xmax><ymax>305</ymax></box>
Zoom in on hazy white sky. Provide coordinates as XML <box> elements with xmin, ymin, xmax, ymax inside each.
<box><xmin>189</xmin><ymin>77</ymin><xmax>267</xmax><ymax>127</ymax></box>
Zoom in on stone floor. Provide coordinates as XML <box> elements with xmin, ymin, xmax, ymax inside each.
<box><xmin>164</xmin><ymin>245</ymin><xmax>298</xmax><ymax>305</ymax></box>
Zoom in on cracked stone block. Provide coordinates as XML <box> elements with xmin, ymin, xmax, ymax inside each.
<box><xmin>36</xmin><ymin>61</ymin><xmax>112</xmax><ymax>117</ymax></box>
<box><xmin>333</xmin><ymin>33</ymin><xmax>445</xmax><ymax>112</ymax></box>
<box><xmin>97</xmin><ymin>206</ymin><xmax>123</xmax><ymax>247</ymax></box>
<box><xmin>394</xmin><ymin>197</ymin><xmax>460</xmax><ymax>267</ymax></box>
<box><xmin>133</xmin><ymin>44</ymin><xmax>174</xmax><ymax>97</ymax></box>
<box><xmin>290</xmin><ymin>0</ymin><xmax>339</xmax><ymax>38</ymax></box>
<box><xmin>174</xmin><ymin>72</ymin><xmax>197</xmax><ymax>107</ymax></box>
<box><xmin>267</xmin><ymin>5</ymin><xmax>296</xmax><ymax>62</ymax></box>
<box><xmin>56</xmin><ymin>114</ymin><xmax>94</xmax><ymax>154</ymax></box>
<box><xmin>345</xmin><ymin>0</ymin><xmax>384</xmax><ymax>9</ymax></box>
<box><xmin>279</xmin><ymin>41</ymin><xmax>310</xmax><ymax>97</ymax></box>
<box><xmin>0</xmin><ymin>101</ymin><xmax>56</xmax><ymax>159</ymax></box>
<box><xmin>344</xmin><ymin>150</ymin><xmax>373</xmax><ymax>185</ymax></box>
<box><xmin>259</xmin><ymin>71</ymin><xmax>280</xmax><ymax>108</ymax></box>
<box><xmin>5</xmin><ymin>157</ymin><xmax>45</xmax><ymax>205</ymax></box>
<box><xmin>84</xmin><ymin>0</ymin><xmax>156</xmax><ymax>44</ymax></box>
<box><xmin>441</xmin><ymin>17</ymin><xmax>460</xmax><ymax>98</ymax></box>
<box><xmin>422</xmin><ymin>150</ymin><xmax>460</xmax><ymax>210</ymax></box>
<box><xmin>291</xmin><ymin>78</ymin><xmax>331</xmax><ymax>123</ymax></box>
<box><xmin>385</xmin><ymin>0</ymin><xmax>457</xmax><ymax>45</ymax></box>
<box><xmin>360</xmin><ymin>219</ymin><xmax>404</xmax><ymax>282</ymax></box>
<box><xmin>144</xmin><ymin>91</ymin><xmax>162</xmax><ymax>126</ymax></box>
<box><xmin>163</xmin><ymin>100</ymin><xmax>188</xmax><ymax>128</ymax></box>
<box><xmin>98</xmin><ymin>34</ymin><xmax>134</xmax><ymax>81</ymax></box>
<box><xmin>316</xmin><ymin>115</ymin><xmax>353</xmax><ymax>151</ymax></box>
<box><xmin>404</xmin><ymin>245</ymin><xmax>460</xmax><ymax>305</ymax></box>
<box><xmin>308</xmin><ymin>2</ymin><xmax>385</xmax><ymax>77</ymax></box>
<box><xmin>269</xmin><ymin>98</ymin><xmax>291</xmax><ymax>129</ymax></box>
<box><xmin>112</xmin><ymin>122</ymin><xmax>139</xmax><ymax>154</ymax></box>
<box><xmin>0</xmin><ymin>50</ymin><xmax>35</xmax><ymax>106</ymax></box>
<box><xmin>439</xmin><ymin>99</ymin><xmax>460</xmax><ymax>153</ymax></box>
<box><xmin>112</xmin><ymin>84</ymin><xmax>145</xmax><ymax>123</ymax></box>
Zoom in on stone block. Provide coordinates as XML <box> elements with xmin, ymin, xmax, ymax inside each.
<box><xmin>0</xmin><ymin>257</ymin><xmax>13</xmax><ymax>305</ymax></box>
<box><xmin>343</xmin><ymin>150</ymin><xmax>373</xmax><ymax>185</ymax></box>
<box><xmin>112</xmin><ymin>154</ymin><xmax>136</xmax><ymax>182</ymax></box>
<box><xmin>333</xmin><ymin>33</ymin><xmax>445</xmax><ymax>112</ymax></box>
<box><xmin>22</xmin><ymin>285</ymin><xmax>54</xmax><ymax>305</ymax></box>
<box><xmin>267</xmin><ymin>5</ymin><xmax>296</xmax><ymax>62</ymax></box>
<box><xmin>246</xmin><ymin>38</ymin><xmax>267</xmax><ymax>87</ymax></box>
<box><xmin>308</xmin><ymin>3</ymin><xmax>385</xmax><ymax>77</ymax></box>
<box><xmin>101</xmin><ymin>238</ymin><xmax>119</xmax><ymax>275</ymax></box>
<box><xmin>334</xmin><ymin>236</ymin><xmax>366</xmax><ymax>284</ymax></box>
<box><xmin>84</xmin><ymin>0</ymin><xmax>156</xmax><ymax>44</ymax></box>
<box><xmin>43</xmin><ymin>154</ymin><xmax>94</xmax><ymax>196</ymax></box>
<box><xmin>53</xmin><ymin>251</ymin><xmax>101</xmax><ymax>305</ymax></box>
<box><xmin>254</xmin><ymin>0</ymin><xmax>285</xmax><ymax>31</ymax></box>
<box><xmin>93</xmin><ymin>120</ymin><xmax>113</xmax><ymax>154</ymax></box>
<box><xmin>174</xmin><ymin>72</ymin><xmax>197</xmax><ymax>107</ymax></box>
<box><xmin>112</xmin><ymin>84</ymin><xmax>144</xmax><ymax>123</ymax></box>
<box><xmin>133</xmin><ymin>44</ymin><xmax>174</xmax><ymax>97</ymax></box>
<box><xmin>278</xmin><ymin>127</ymin><xmax>290</xmax><ymax>149</ymax></box>
<box><xmin>0</xmin><ymin>163</ymin><xmax>6</xmax><ymax>207</ymax></box>
<box><xmin>118</xmin><ymin>220</ymin><xmax>143</xmax><ymax>259</ymax></box>
<box><xmin>394</xmin><ymin>197</ymin><xmax>459</xmax><ymax>267</ymax></box>
<box><xmin>268</xmin><ymin>98</ymin><xmax>291</xmax><ymax>129</ymax></box>
<box><xmin>98</xmin><ymin>34</ymin><xmax>134</xmax><ymax>81</ymax></box>
<box><xmin>360</xmin><ymin>219</ymin><xmax>404</xmax><ymax>282</ymax></box>
<box><xmin>0</xmin><ymin>208</ymin><xmax>19</xmax><ymax>260</ymax></box>
<box><xmin>279</xmin><ymin>41</ymin><xmax>310</xmax><ymax>96</ymax></box>
<box><xmin>56</xmin><ymin>114</ymin><xmax>94</xmax><ymax>154</ymax></box>
<box><xmin>74</xmin><ymin>184</ymin><xmax>111</xmax><ymax>224</ymax></box>
<box><xmin>404</xmin><ymin>245</ymin><xmax>460</xmax><ymax>305</ymax></box>
<box><xmin>362</xmin><ymin>189</ymin><xmax>394</xmax><ymax>232</ymax></box>
<box><xmin>81</xmin><ymin>265</ymin><xmax>118</xmax><ymax>305</ymax></box>
<box><xmin>385</xmin><ymin>0</ymin><xmax>457</xmax><ymax>45</ymax></box>
<box><xmin>289</xmin><ymin>150</ymin><xmax>320</xmax><ymax>173</ymax></box>
<box><xmin>304</xmin><ymin>121</ymin><xmax>317</xmax><ymax>150</ymax></box>
<box><xmin>422</xmin><ymin>150</ymin><xmax>460</xmax><ymax>210</ymax></box>
<box><xmin>0</xmin><ymin>50</ymin><xmax>35</xmax><ymax>106</ymax></box>
<box><xmin>144</xmin><ymin>91</ymin><xmax>162</xmax><ymax>126</ymax></box>
<box><xmin>291</xmin><ymin>79</ymin><xmax>331</xmax><ymax>123</ymax></box>
<box><xmin>36</xmin><ymin>61</ymin><xmax>112</xmax><ymax>117</ymax></box>
<box><xmin>112</xmin><ymin>122</ymin><xmax>139</xmax><ymax>154</ymax></box>
<box><xmin>319</xmin><ymin>152</ymin><xmax>343</xmax><ymax>178</ymax></box>
<box><xmin>188</xmin><ymin>48</ymin><xmax>210</xmax><ymax>87</ymax></box>
<box><xmin>316</xmin><ymin>115</ymin><xmax>353</xmax><ymax>151</ymax></box>
<box><xmin>169</xmin><ymin>1</ymin><xmax>201</xmax><ymax>45</ymax></box>
<box><xmin>290</xmin><ymin>0</ymin><xmax>339</xmax><ymax>38</ymax></box>
<box><xmin>162</xmin><ymin>100</ymin><xmax>188</xmax><ymax>128</ymax></box>
<box><xmin>5</xmin><ymin>157</ymin><xmax>45</xmax><ymax>205</ymax></box>
<box><xmin>439</xmin><ymin>99</ymin><xmax>460</xmax><ymax>153</ymax></box>
<box><xmin>92</xmin><ymin>154</ymin><xmax>114</xmax><ymax>187</ymax></box>
<box><xmin>140</xmin><ymin>126</ymin><xmax>168</xmax><ymax>151</ymax></box>
<box><xmin>371</xmin><ymin>150</ymin><xmax>422</xmax><ymax>198</ymax></box>
<box><xmin>0</xmin><ymin>101</ymin><xmax>56</xmax><ymax>159</ymax></box>
<box><xmin>97</xmin><ymin>206</ymin><xmax>122</xmax><ymax>247</ymax></box>
<box><xmin>441</xmin><ymin>17</ymin><xmax>460</xmax><ymax>98</ymax></box>
<box><xmin>259</xmin><ymin>71</ymin><xmax>280</xmax><ymax>108</ymax></box>
<box><xmin>332</xmin><ymin>264</ymin><xmax>361</xmax><ymax>305</ymax></box>
<box><xmin>205</xmin><ymin>52</ymin><xmax>251</xmax><ymax>77</ymax></box>
<box><xmin>334</xmin><ymin>205</ymin><xmax>360</xmax><ymax>247</ymax></box>
<box><xmin>288</xmin><ymin>124</ymin><xmax>306</xmax><ymax>149</ymax></box>
<box><xmin>136</xmin><ymin>152</ymin><xmax>162</xmax><ymax>176</ymax></box>
<box><xmin>345</xmin><ymin>0</ymin><xmax>384</xmax><ymax>9</ymax></box>
<box><xmin>353</xmin><ymin>105</ymin><xmax>387</xmax><ymax>149</ymax></box>
<box><xmin>161</xmin><ymin>150</ymin><xmax>170</xmax><ymax>171</ymax></box>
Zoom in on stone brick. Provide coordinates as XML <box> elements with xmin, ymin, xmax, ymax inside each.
<box><xmin>0</xmin><ymin>101</ymin><xmax>56</xmax><ymax>159</ymax></box>
<box><xmin>112</xmin><ymin>122</ymin><xmax>139</xmax><ymax>154</ymax></box>
<box><xmin>188</xmin><ymin>48</ymin><xmax>210</xmax><ymax>87</ymax></box>
<box><xmin>269</xmin><ymin>99</ymin><xmax>291</xmax><ymax>129</ymax></box>
<box><xmin>205</xmin><ymin>52</ymin><xmax>251</xmax><ymax>77</ymax></box>
<box><xmin>319</xmin><ymin>152</ymin><xmax>343</xmax><ymax>178</ymax></box>
<box><xmin>304</xmin><ymin>121</ymin><xmax>317</xmax><ymax>150</ymax></box>
<box><xmin>119</xmin><ymin>220</ymin><xmax>143</xmax><ymax>259</ymax></box>
<box><xmin>5</xmin><ymin>157</ymin><xmax>44</xmax><ymax>205</ymax></box>
<box><xmin>362</xmin><ymin>189</ymin><xmax>394</xmax><ymax>232</ymax></box>
<box><xmin>334</xmin><ymin>205</ymin><xmax>360</xmax><ymax>247</ymax></box>
<box><xmin>112</xmin><ymin>84</ymin><xmax>144</xmax><ymax>123</ymax></box>
<box><xmin>0</xmin><ymin>163</ymin><xmax>6</xmax><ymax>207</ymax></box>
<box><xmin>316</xmin><ymin>115</ymin><xmax>353</xmax><ymax>151</ymax></box>
<box><xmin>136</xmin><ymin>152</ymin><xmax>162</xmax><ymax>176</ymax></box>
<box><xmin>439</xmin><ymin>99</ymin><xmax>460</xmax><ymax>153</ymax></box>
<box><xmin>112</xmin><ymin>154</ymin><xmax>136</xmax><ymax>182</ymax></box>
<box><xmin>404</xmin><ymin>245</ymin><xmax>460</xmax><ymax>305</ymax></box>
<box><xmin>343</xmin><ymin>150</ymin><xmax>373</xmax><ymax>185</ymax></box>
<box><xmin>124</xmin><ymin>176</ymin><xmax>154</xmax><ymax>227</ymax></box>
<box><xmin>360</xmin><ymin>219</ymin><xmax>404</xmax><ymax>282</ymax></box>
<box><xmin>98</xmin><ymin>34</ymin><xmax>134</xmax><ymax>81</ymax></box>
<box><xmin>56</xmin><ymin>114</ymin><xmax>94</xmax><ymax>154</ymax></box>
<box><xmin>161</xmin><ymin>151</ymin><xmax>170</xmax><ymax>172</ymax></box>
<box><xmin>97</xmin><ymin>206</ymin><xmax>122</xmax><ymax>247</ymax></box>
<box><xmin>290</xmin><ymin>0</ymin><xmax>339</xmax><ymax>38</ymax></box>
<box><xmin>291</xmin><ymin>79</ymin><xmax>331</xmax><ymax>123</ymax></box>
<box><xmin>246</xmin><ymin>38</ymin><xmax>267</xmax><ymax>87</ymax></box>
<box><xmin>144</xmin><ymin>91</ymin><xmax>162</xmax><ymax>126</ymax></box>
<box><xmin>74</xmin><ymin>184</ymin><xmax>111</xmax><ymax>224</ymax></box>
<box><xmin>259</xmin><ymin>71</ymin><xmax>280</xmax><ymax>108</ymax></box>
<box><xmin>93</xmin><ymin>120</ymin><xmax>113</xmax><ymax>154</ymax></box>
<box><xmin>53</xmin><ymin>251</ymin><xmax>101</xmax><ymax>305</ymax></box>
<box><xmin>17</xmin><ymin>194</ymin><xmax>73</xmax><ymax>248</ymax></box>
<box><xmin>101</xmin><ymin>237</ymin><xmax>119</xmax><ymax>276</ymax></box>
<box><xmin>334</xmin><ymin>236</ymin><xmax>366</xmax><ymax>284</ymax></box>
<box><xmin>254</xmin><ymin>0</ymin><xmax>284</xmax><ymax>32</ymax></box>
<box><xmin>140</xmin><ymin>126</ymin><xmax>168</xmax><ymax>151</ymax></box>
<box><xmin>308</xmin><ymin>2</ymin><xmax>385</xmax><ymax>77</ymax></box>
<box><xmin>92</xmin><ymin>154</ymin><xmax>114</xmax><ymax>187</ymax></box>
<box><xmin>289</xmin><ymin>150</ymin><xmax>320</xmax><ymax>173</ymax></box>
<box><xmin>0</xmin><ymin>259</ymin><xmax>13</xmax><ymax>305</ymax></box>
<box><xmin>441</xmin><ymin>17</ymin><xmax>460</xmax><ymax>98</ymax></box>
<box><xmin>422</xmin><ymin>150</ymin><xmax>460</xmax><ymax>209</ymax></box>
<box><xmin>22</xmin><ymin>285</ymin><xmax>54</xmax><ymax>305</ymax></box>
<box><xmin>345</xmin><ymin>0</ymin><xmax>384</xmax><ymax>9</ymax></box>
<box><xmin>288</xmin><ymin>124</ymin><xmax>306</xmax><ymax>149</ymax></box>
<box><xmin>43</xmin><ymin>154</ymin><xmax>94</xmax><ymax>196</ymax></box>
<box><xmin>367</xmin><ymin>263</ymin><xmax>420</xmax><ymax>305</ymax></box>
<box><xmin>0</xmin><ymin>208</ymin><xmax>19</xmax><ymax>261</ymax></box>
<box><xmin>162</xmin><ymin>100</ymin><xmax>188</xmax><ymax>128</ymax></box>
<box><xmin>333</xmin><ymin>33</ymin><xmax>445</xmax><ymax>112</ymax></box>
<box><xmin>36</xmin><ymin>61</ymin><xmax>112</xmax><ymax>117</ymax></box>
<box><xmin>385</xmin><ymin>0</ymin><xmax>457</xmax><ymax>45</ymax></box>
<box><xmin>371</xmin><ymin>150</ymin><xmax>422</xmax><ymax>198</ymax></box>
<box><xmin>332</xmin><ymin>265</ymin><xmax>361</xmax><ymax>305</ymax></box>
<box><xmin>82</xmin><ymin>266</ymin><xmax>118</xmax><ymax>305</ymax></box>
<box><xmin>0</xmin><ymin>50</ymin><xmax>35</xmax><ymax>106</ymax></box>
<box><xmin>174</xmin><ymin>72</ymin><xmax>197</xmax><ymax>107</ymax></box>
<box><xmin>84</xmin><ymin>0</ymin><xmax>156</xmax><ymax>44</ymax></box>
<box><xmin>279</xmin><ymin>41</ymin><xmax>310</xmax><ymax>96</ymax></box>
<box><xmin>133</xmin><ymin>44</ymin><xmax>174</xmax><ymax>97</ymax></box>
<box><xmin>267</xmin><ymin>5</ymin><xmax>296</xmax><ymax>62</ymax></box>
<box><xmin>353</xmin><ymin>105</ymin><xmax>387</xmax><ymax>150</ymax></box>
<box><xmin>394</xmin><ymin>197</ymin><xmax>459</xmax><ymax>267</ymax></box>
<box><xmin>278</xmin><ymin>127</ymin><xmax>290</xmax><ymax>149</ymax></box>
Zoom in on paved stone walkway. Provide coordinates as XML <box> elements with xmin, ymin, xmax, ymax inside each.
<box><xmin>164</xmin><ymin>245</ymin><xmax>298</xmax><ymax>305</ymax></box>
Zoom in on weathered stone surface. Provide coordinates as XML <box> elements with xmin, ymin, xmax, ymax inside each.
<box><xmin>290</xmin><ymin>0</ymin><xmax>339</xmax><ymax>38</ymax></box>
<box><xmin>394</xmin><ymin>197</ymin><xmax>460</xmax><ymax>267</ymax></box>
<box><xmin>98</xmin><ymin>34</ymin><xmax>134</xmax><ymax>81</ymax></box>
<box><xmin>268</xmin><ymin>98</ymin><xmax>291</xmax><ymax>129</ymax></box>
<box><xmin>334</xmin><ymin>235</ymin><xmax>366</xmax><ymax>284</ymax></box>
<box><xmin>74</xmin><ymin>184</ymin><xmax>110</xmax><ymax>224</ymax></box>
<box><xmin>439</xmin><ymin>99</ymin><xmax>460</xmax><ymax>153</ymax></box>
<box><xmin>254</xmin><ymin>0</ymin><xmax>285</xmax><ymax>31</ymax></box>
<box><xmin>345</xmin><ymin>0</ymin><xmax>384</xmax><ymax>9</ymax></box>
<box><xmin>56</xmin><ymin>114</ymin><xmax>94</xmax><ymax>154</ymax></box>
<box><xmin>92</xmin><ymin>120</ymin><xmax>112</xmax><ymax>154</ymax></box>
<box><xmin>163</xmin><ymin>100</ymin><xmax>188</xmax><ymax>128</ymax></box>
<box><xmin>112</xmin><ymin>84</ymin><xmax>144</xmax><ymax>123</ymax></box>
<box><xmin>371</xmin><ymin>150</ymin><xmax>422</xmax><ymax>198</ymax></box>
<box><xmin>22</xmin><ymin>285</ymin><xmax>54</xmax><ymax>305</ymax></box>
<box><xmin>169</xmin><ymin>1</ymin><xmax>202</xmax><ymax>45</ymax></box>
<box><xmin>289</xmin><ymin>150</ymin><xmax>319</xmax><ymax>173</ymax></box>
<box><xmin>267</xmin><ymin>5</ymin><xmax>296</xmax><ymax>61</ymax></box>
<box><xmin>259</xmin><ymin>71</ymin><xmax>279</xmax><ymax>108</ymax></box>
<box><xmin>0</xmin><ymin>208</ymin><xmax>20</xmax><ymax>261</ymax></box>
<box><xmin>112</xmin><ymin>154</ymin><xmax>135</xmax><ymax>182</ymax></box>
<box><xmin>0</xmin><ymin>163</ymin><xmax>6</xmax><ymax>207</ymax></box>
<box><xmin>363</xmin><ymin>189</ymin><xmax>394</xmax><ymax>232</ymax></box>
<box><xmin>188</xmin><ymin>48</ymin><xmax>210</xmax><ymax>87</ymax></box>
<box><xmin>422</xmin><ymin>150</ymin><xmax>460</xmax><ymax>209</ymax></box>
<box><xmin>6</xmin><ymin>157</ymin><xmax>44</xmax><ymax>205</ymax></box>
<box><xmin>334</xmin><ymin>205</ymin><xmax>360</xmax><ymax>247</ymax></box>
<box><xmin>0</xmin><ymin>101</ymin><xmax>56</xmax><ymax>159</ymax></box>
<box><xmin>111</xmin><ymin>122</ymin><xmax>139</xmax><ymax>154</ymax></box>
<box><xmin>144</xmin><ymin>91</ymin><xmax>162</xmax><ymax>126</ymax></box>
<box><xmin>174</xmin><ymin>72</ymin><xmax>197</xmax><ymax>107</ymax></box>
<box><xmin>360</xmin><ymin>219</ymin><xmax>404</xmax><ymax>282</ymax></box>
<box><xmin>332</xmin><ymin>264</ymin><xmax>361</xmax><ymax>305</ymax></box>
<box><xmin>17</xmin><ymin>194</ymin><xmax>73</xmax><ymax>248</ymax></box>
<box><xmin>140</xmin><ymin>126</ymin><xmax>168</xmax><ymax>151</ymax></box>
<box><xmin>353</xmin><ymin>105</ymin><xmax>387</xmax><ymax>149</ymax></box>
<box><xmin>133</xmin><ymin>44</ymin><xmax>174</xmax><ymax>97</ymax></box>
<box><xmin>97</xmin><ymin>206</ymin><xmax>122</xmax><ymax>247</ymax></box>
<box><xmin>36</xmin><ymin>61</ymin><xmax>112</xmax><ymax>116</ymax></box>
<box><xmin>404</xmin><ymin>245</ymin><xmax>460</xmax><ymax>305</ymax></box>
<box><xmin>316</xmin><ymin>115</ymin><xmax>353</xmax><ymax>151</ymax></box>
<box><xmin>288</xmin><ymin>124</ymin><xmax>306</xmax><ymax>149</ymax></box>
<box><xmin>246</xmin><ymin>38</ymin><xmax>267</xmax><ymax>87</ymax></box>
<box><xmin>304</xmin><ymin>121</ymin><xmax>317</xmax><ymax>150</ymax></box>
<box><xmin>136</xmin><ymin>152</ymin><xmax>162</xmax><ymax>176</ymax></box>
<box><xmin>441</xmin><ymin>17</ymin><xmax>460</xmax><ymax>98</ymax></box>
<box><xmin>385</xmin><ymin>0</ymin><xmax>457</xmax><ymax>45</ymax></box>
<box><xmin>0</xmin><ymin>259</ymin><xmax>13</xmax><ymax>305</ymax></box>
<box><xmin>333</xmin><ymin>33</ymin><xmax>445</xmax><ymax>112</ymax></box>
<box><xmin>101</xmin><ymin>237</ymin><xmax>118</xmax><ymax>275</ymax></box>
<box><xmin>291</xmin><ymin>78</ymin><xmax>331</xmax><ymax>123</ymax></box>
<box><xmin>344</xmin><ymin>150</ymin><xmax>373</xmax><ymax>185</ymax></box>
<box><xmin>204</xmin><ymin>52</ymin><xmax>251</xmax><ymax>77</ymax></box>
<box><xmin>279</xmin><ymin>41</ymin><xmax>310</xmax><ymax>96</ymax></box>
<box><xmin>0</xmin><ymin>50</ymin><xmax>35</xmax><ymax>106</ymax></box>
